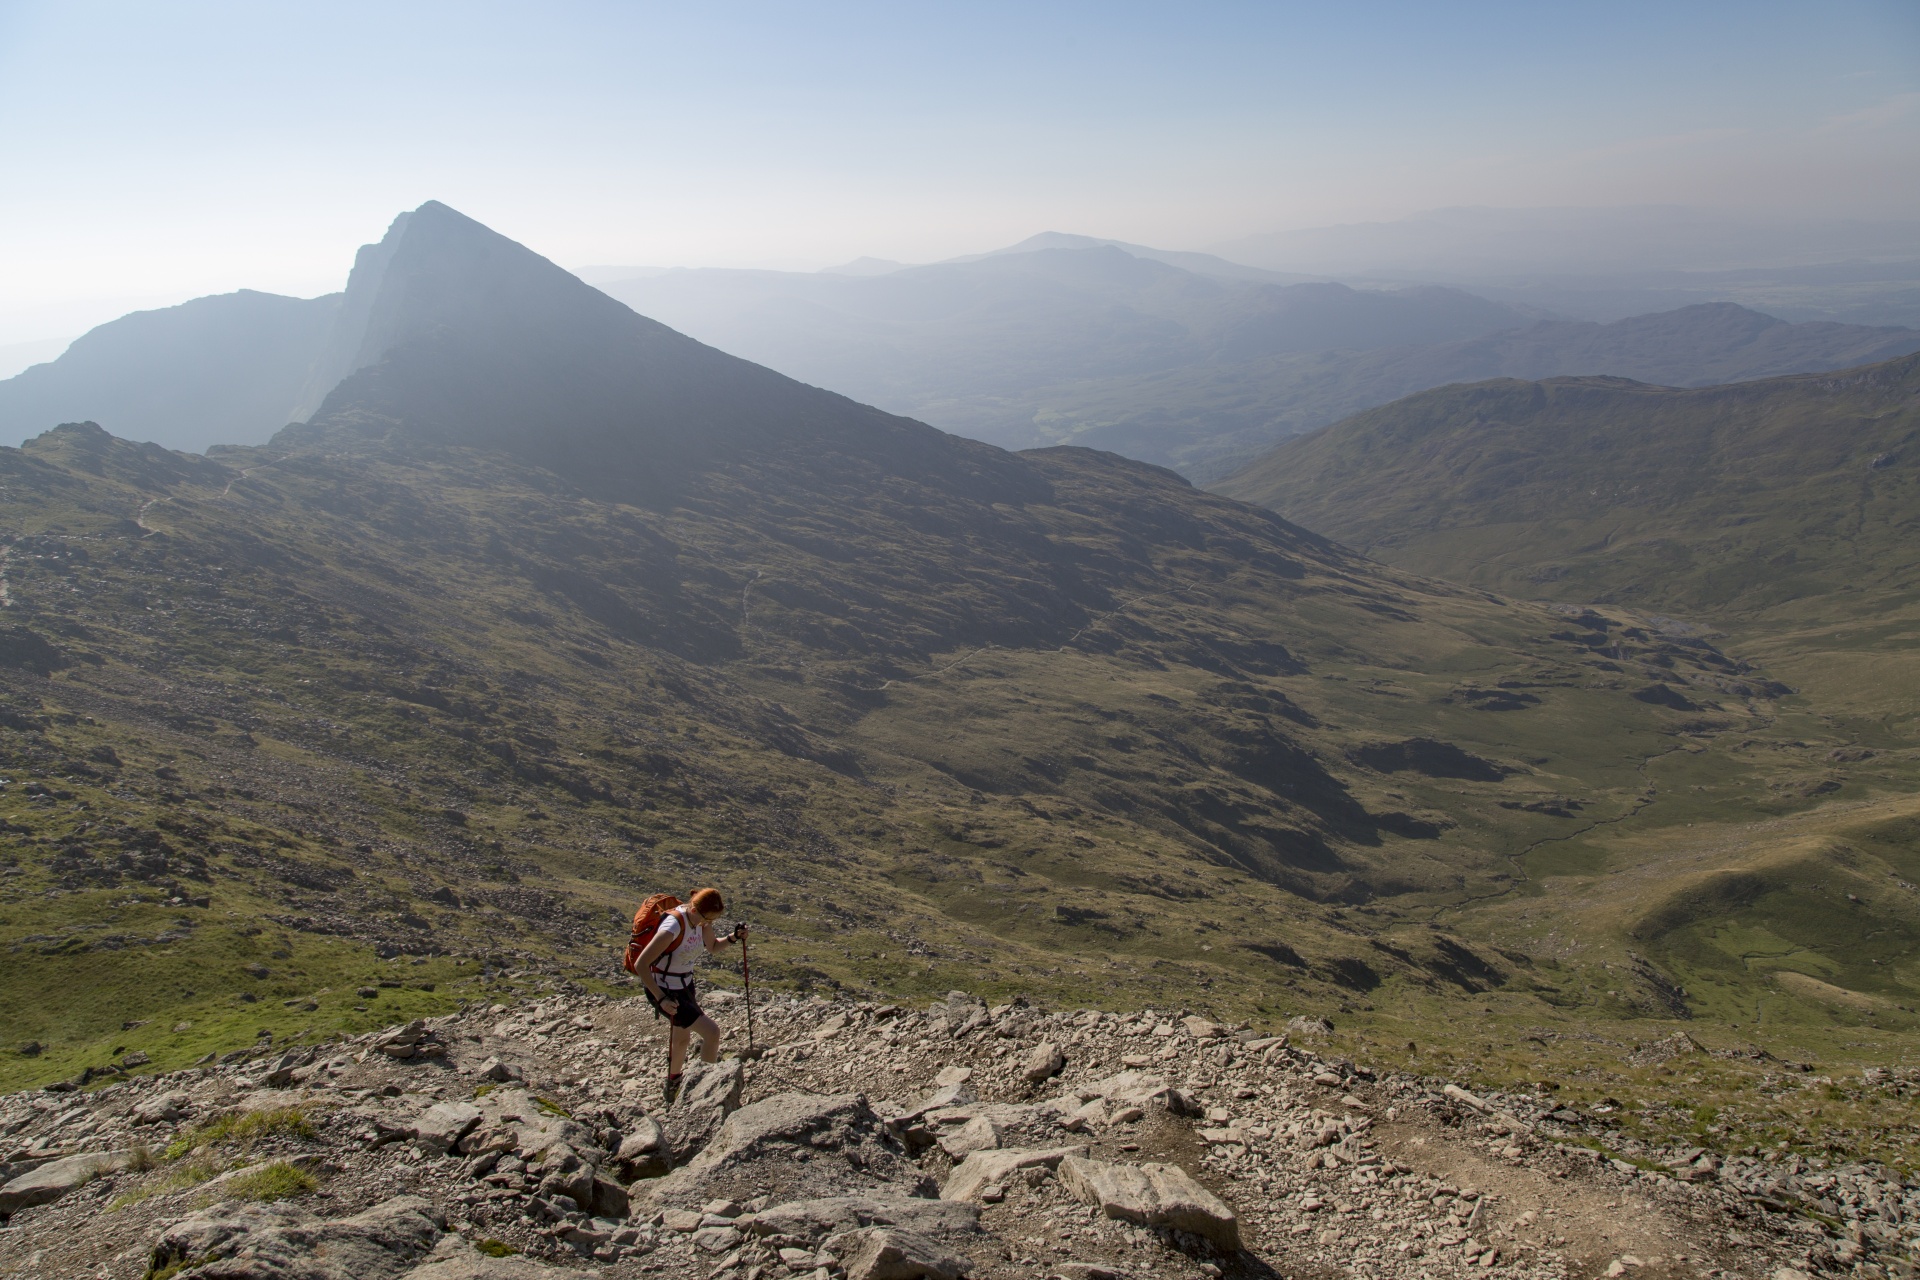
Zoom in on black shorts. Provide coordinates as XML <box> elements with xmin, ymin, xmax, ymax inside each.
<box><xmin>645</xmin><ymin>979</ymin><xmax>702</xmax><ymax>1029</ymax></box>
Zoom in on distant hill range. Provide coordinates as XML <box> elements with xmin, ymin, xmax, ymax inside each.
<box><xmin>1210</xmin><ymin>206</ymin><xmax>1920</xmax><ymax>328</ymax></box>
<box><xmin>925</xmin><ymin>299</ymin><xmax>1920</xmax><ymax>480</ymax></box>
<box><xmin>0</xmin><ymin>290</ymin><xmax>340</xmax><ymax>454</ymax></box>
<box><xmin>1214</xmin><ymin>351</ymin><xmax>1920</xmax><ymax>745</ymax></box>
<box><xmin>7</xmin><ymin>233</ymin><xmax>1916</xmax><ymax>480</ymax></box>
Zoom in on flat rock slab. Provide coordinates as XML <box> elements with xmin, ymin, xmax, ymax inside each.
<box><xmin>896</xmin><ymin>1082</ymin><xmax>977</xmax><ymax>1122</ymax></box>
<box><xmin>478</xmin><ymin>1090</ymin><xmax>597</xmax><ymax>1163</ymax></box>
<box><xmin>0</xmin><ymin>1149</ymin><xmax>131</xmax><ymax>1215</ymax></box>
<box><xmin>1057</xmin><ymin>1156</ymin><xmax>1240</xmax><ymax>1249</ymax></box>
<box><xmin>663</xmin><ymin>1058</ymin><xmax>744</xmax><ymax>1162</ymax></box>
<box><xmin>844</xmin><ymin>1227</ymin><xmax>974</xmax><ymax>1280</ymax></box>
<box><xmin>408</xmin><ymin>1256</ymin><xmax>595</xmax><ymax>1279</ymax></box>
<box><xmin>748</xmin><ymin>1195</ymin><xmax>983</xmax><ymax>1243</ymax></box>
<box><xmin>936</xmin><ymin>1115</ymin><xmax>1003</xmax><ymax>1161</ymax></box>
<box><xmin>147</xmin><ymin>1194</ymin><xmax>445</xmax><ymax>1280</ymax></box>
<box><xmin>942</xmin><ymin>1146</ymin><xmax>1087</xmax><ymax>1202</ymax></box>
<box><xmin>646</xmin><ymin>1091</ymin><xmax>918</xmax><ymax>1209</ymax></box>
<box><xmin>414</xmin><ymin>1102</ymin><xmax>484</xmax><ymax>1153</ymax></box>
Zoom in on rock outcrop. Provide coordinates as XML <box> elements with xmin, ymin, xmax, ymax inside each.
<box><xmin>0</xmin><ymin>990</ymin><xmax>1911</xmax><ymax>1280</ymax></box>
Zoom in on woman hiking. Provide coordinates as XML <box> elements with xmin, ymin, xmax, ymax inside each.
<box><xmin>632</xmin><ymin>886</ymin><xmax>746</xmax><ymax>1102</ymax></box>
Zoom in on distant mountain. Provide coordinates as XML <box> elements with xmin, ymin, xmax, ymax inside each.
<box><xmin>1210</xmin><ymin>207</ymin><xmax>1920</xmax><ymax>328</ymax></box>
<box><xmin>937</xmin><ymin>231</ymin><xmax>1317</xmax><ymax>284</ymax></box>
<box><xmin>292</xmin><ymin>201</ymin><xmax>1043</xmax><ymax>508</ymax></box>
<box><xmin>1212</xmin><ymin>206</ymin><xmax>1920</xmax><ymax>278</ymax></box>
<box><xmin>591</xmin><ymin>245</ymin><xmax>1535</xmax><ymax>460</ymax></box>
<box><xmin>1038</xmin><ymin>302</ymin><xmax>1920</xmax><ymax>480</ymax></box>
<box><xmin>0</xmin><ymin>290</ymin><xmax>339</xmax><ymax>452</ymax></box>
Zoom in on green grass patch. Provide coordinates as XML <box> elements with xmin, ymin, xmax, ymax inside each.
<box><xmin>147</xmin><ymin>1254</ymin><xmax>219</xmax><ymax>1280</ymax></box>
<box><xmin>223</xmin><ymin>1161</ymin><xmax>318</xmax><ymax>1203</ymax></box>
<box><xmin>165</xmin><ymin>1106</ymin><xmax>315</xmax><ymax>1159</ymax></box>
<box><xmin>111</xmin><ymin>1154</ymin><xmax>225</xmax><ymax>1210</ymax></box>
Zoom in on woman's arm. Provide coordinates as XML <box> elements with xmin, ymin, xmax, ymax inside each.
<box><xmin>701</xmin><ymin>919</ymin><xmax>746</xmax><ymax>954</ymax></box>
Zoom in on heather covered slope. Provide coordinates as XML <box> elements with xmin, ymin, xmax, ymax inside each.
<box><xmin>986</xmin><ymin>303</ymin><xmax>1920</xmax><ymax>481</ymax></box>
<box><xmin>0</xmin><ymin>205</ymin><xmax>1909</xmax><ymax>1110</ymax></box>
<box><xmin>1211</xmin><ymin>353</ymin><xmax>1920</xmax><ymax>716</ymax></box>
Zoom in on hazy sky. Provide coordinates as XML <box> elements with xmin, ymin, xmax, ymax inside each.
<box><xmin>1</xmin><ymin>0</ymin><xmax>1915</xmax><ymax>342</ymax></box>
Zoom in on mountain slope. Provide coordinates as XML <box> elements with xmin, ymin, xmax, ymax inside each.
<box><xmin>0</xmin><ymin>290</ymin><xmax>340</xmax><ymax>452</ymax></box>
<box><xmin>2</xmin><ymin>203</ymin><xmax>1899</xmax><ymax>1092</ymax></box>
<box><xmin>1214</xmin><ymin>353</ymin><xmax>1920</xmax><ymax>746</ymax></box>
<box><xmin>986</xmin><ymin>303</ymin><xmax>1920</xmax><ymax>480</ymax></box>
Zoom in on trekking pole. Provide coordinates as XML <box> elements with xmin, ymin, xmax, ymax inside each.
<box><xmin>741</xmin><ymin>929</ymin><xmax>758</xmax><ymax>1058</ymax></box>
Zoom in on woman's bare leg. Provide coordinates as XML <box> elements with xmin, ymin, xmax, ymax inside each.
<box><xmin>668</xmin><ymin>1022</ymin><xmax>690</xmax><ymax>1076</ymax></box>
<box><xmin>693</xmin><ymin>1013</ymin><xmax>723</xmax><ymax>1064</ymax></box>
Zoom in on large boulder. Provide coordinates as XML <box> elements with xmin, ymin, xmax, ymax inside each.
<box><xmin>1065</xmin><ymin>1071</ymin><xmax>1197</xmax><ymax>1116</ymax></box>
<box><xmin>615</xmin><ymin>1116</ymin><xmax>671</xmax><ymax>1181</ymax></box>
<box><xmin>532</xmin><ymin>1144</ymin><xmax>596</xmax><ymax>1208</ymax></box>
<box><xmin>927</xmin><ymin>993</ymin><xmax>988</xmax><ymax>1039</ymax></box>
<box><xmin>134</xmin><ymin>1092</ymin><xmax>192</xmax><ymax>1125</ymax></box>
<box><xmin>482</xmin><ymin>1090</ymin><xmax>598</xmax><ymax>1162</ymax></box>
<box><xmin>1021</xmin><ymin>1042</ymin><xmax>1066</xmax><ymax>1084</ymax></box>
<box><xmin>145</xmin><ymin>1195</ymin><xmax>445</xmax><ymax>1280</ymax></box>
<box><xmin>843</xmin><ymin>1227</ymin><xmax>973</xmax><ymax>1280</ymax></box>
<box><xmin>747</xmin><ymin>1196</ymin><xmax>983</xmax><ymax>1244</ymax></box>
<box><xmin>413</xmin><ymin>1102</ymin><xmax>484</xmax><ymax>1154</ymax></box>
<box><xmin>941</xmin><ymin>1146</ymin><xmax>1087</xmax><ymax>1202</ymax></box>
<box><xmin>644</xmin><ymin>1092</ymin><xmax>922</xmax><ymax>1210</ymax></box>
<box><xmin>662</xmin><ymin>1058</ymin><xmax>744</xmax><ymax>1162</ymax></box>
<box><xmin>935</xmin><ymin>1115</ymin><xmax>1002</xmax><ymax>1161</ymax></box>
<box><xmin>1056</xmin><ymin>1156</ymin><xmax>1239</xmax><ymax>1249</ymax></box>
<box><xmin>0</xmin><ymin>1150</ymin><xmax>132</xmax><ymax>1215</ymax></box>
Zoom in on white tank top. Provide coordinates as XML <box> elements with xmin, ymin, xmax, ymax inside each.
<box><xmin>653</xmin><ymin>908</ymin><xmax>702</xmax><ymax>979</ymax></box>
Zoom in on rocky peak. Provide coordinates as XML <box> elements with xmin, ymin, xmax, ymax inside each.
<box><xmin>289</xmin><ymin>202</ymin><xmax>1028</xmax><ymax>508</ymax></box>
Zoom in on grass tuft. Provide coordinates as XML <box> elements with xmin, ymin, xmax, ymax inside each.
<box><xmin>223</xmin><ymin>1161</ymin><xmax>318</xmax><ymax>1203</ymax></box>
<box><xmin>146</xmin><ymin>1255</ymin><xmax>218</xmax><ymax>1280</ymax></box>
<box><xmin>165</xmin><ymin>1106</ymin><xmax>316</xmax><ymax>1160</ymax></box>
<box><xmin>111</xmin><ymin>1156</ymin><xmax>224</xmax><ymax>1210</ymax></box>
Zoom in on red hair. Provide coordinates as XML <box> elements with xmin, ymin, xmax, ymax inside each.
<box><xmin>689</xmin><ymin>887</ymin><xmax>725</xmax><ymax>917</ymax></box>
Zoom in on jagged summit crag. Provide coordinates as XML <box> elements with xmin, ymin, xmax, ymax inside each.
<box><xmin>290</xmin><ymin>203</ymin><xmax>1024</xmax><ymax>508</ymax></box>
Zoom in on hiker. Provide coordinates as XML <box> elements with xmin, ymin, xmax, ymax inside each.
<box><xmin>630</xmin><ymin>886</ymin><xmax>746</xmax><ymax>1101</ymax></box>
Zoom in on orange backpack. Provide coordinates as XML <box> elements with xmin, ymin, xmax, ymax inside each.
<box><xmin>622</xmin><ymin>893</ymin><xmax>687</xmax><ymax>976</ymax></box>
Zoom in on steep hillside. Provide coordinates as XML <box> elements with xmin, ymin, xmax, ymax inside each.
<box><xmin>1214</xmin><ymin>354</ymin><xmax>1920</xmax><ymax>633</ymax></box>
<box><xmin>0</xmin><ymin>206</ymin><xmax>1908</xmax><ymax>1102</ymax></box>
<box><xmin>0</xmin><ymin>290</ymin><xmax>340</xmax><ymax>453</ymax></box>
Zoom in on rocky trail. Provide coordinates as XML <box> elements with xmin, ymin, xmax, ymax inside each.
<box><xmin>0</xmin><ymin>990</ymin><xmax>1912</xmax><ymax>1280</ymax></box>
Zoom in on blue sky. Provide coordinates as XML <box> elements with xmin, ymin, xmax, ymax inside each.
<box><xmin>0</xmin><ymin>0</ymin><xmax>1915</xmax><ymax>341</ymax></box>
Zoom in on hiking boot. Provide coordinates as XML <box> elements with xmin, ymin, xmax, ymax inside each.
<box><xmin>663</xmin><ymin>1073</ymin><xmax>684</xmax><ymax>1105</ymax></box>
